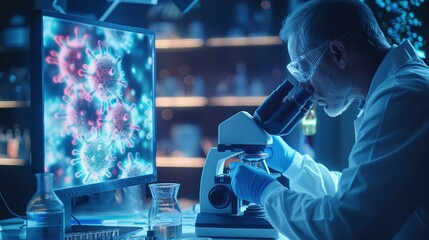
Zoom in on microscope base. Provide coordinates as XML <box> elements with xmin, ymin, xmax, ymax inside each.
<box><xmin>195</xmin><ymin>213</ymin><xmax>280</xmax><ymax>239</ymax></box>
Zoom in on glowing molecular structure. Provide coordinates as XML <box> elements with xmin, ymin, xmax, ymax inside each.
<box><xmin>78</xmin><ymin>40</ymin><xmax>127</xmax><ymax>112</ymax></box>
<box><xmin>45</xmin><ymin>27</ymin><xmax>89</xmax><ymax>95</ymax></box>
<box><xmin>117</xmin><ymin>152</ymin><xmax>151</xmax><ymax>179</ymax></box>
<box><xmin>105</xmin><ymin>101</ymin><xmax>140</xmax><ymax>154</ymax></box>
<box><xmin>370</xmin><ymin>0</ymin><xmax>426</xmax><ymax>58</ymax></box>
<box><xmin>55</xmin><ymin>89</ymin><xmax>102</xmax><ymax>141</ymax></box>
<box><xmin>71</xmin><ymin>128</ymin><xmax>116</xmax><ymax>184</ymax></box>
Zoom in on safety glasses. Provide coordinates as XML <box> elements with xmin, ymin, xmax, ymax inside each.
<box><xmin>287</xmin><ymin>42</ymin><xmax>329</xmax><ymax>83</ymax></box>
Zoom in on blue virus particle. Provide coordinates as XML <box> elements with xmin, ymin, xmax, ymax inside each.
<box><xmin>78</xmin><ymin>40</ymin><xmax>127</xmax><ymax>113</ymax></box>
<box><xmin>71</xmin><ymin>127</ymin><xmax>116</xmax><ymax>184</ymax></box>
<box><xmin>117</xmin><ymin>152</ymin><xmax>152</xmax><ymax>179</ymax></box>
<box><xmin>105</xmin><ymin>101</ymin><xmax>140</xmax><ymax>154</ymax></box>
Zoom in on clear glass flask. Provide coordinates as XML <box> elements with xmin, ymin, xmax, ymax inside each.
<box><xmin>148</xmin><ymin>183</ymin><xmax>182</xmax><ymax>240</ymax></box>
<box><xmin>26</xmin><ymin>172</ymin><xmax>65</xmax><ymax>240</ymax></box>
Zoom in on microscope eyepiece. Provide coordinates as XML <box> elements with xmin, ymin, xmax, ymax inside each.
<box><xmin>253</xmin><ymin>80</ymin><xmax>294</xmax><ymax>125</ymax></box>
<box><xmin>253</xmin><ymin>79</ymin><xmax>314</xmax><ymax>136</ymax></box>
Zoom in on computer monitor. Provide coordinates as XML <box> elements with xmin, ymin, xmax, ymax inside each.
<box><xmin>30</xmin><ymin>9</ymin><xmax>156</xmax><ymax>236</ymax></box>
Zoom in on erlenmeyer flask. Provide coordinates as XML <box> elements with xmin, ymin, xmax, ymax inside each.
<box><xmin>148</xmin><ymin>183</ymin><xmax>182</xmax><ymax>239</ymax></box>
<box><xmin>26</xmin><ymin>172</ymin><xmax>65</xmax><ymax>240</ymax></box>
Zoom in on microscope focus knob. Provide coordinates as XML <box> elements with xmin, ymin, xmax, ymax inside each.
<box><xmin>208</xmin><ymin>185</ymin><xmax>232</xmax><ymax>209</ymax></box>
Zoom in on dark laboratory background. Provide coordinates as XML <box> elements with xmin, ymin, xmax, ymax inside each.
<box><xmin>0</xmin><ymin>0</ymin><xmax>428</xmax><ymax>219</ymax></box>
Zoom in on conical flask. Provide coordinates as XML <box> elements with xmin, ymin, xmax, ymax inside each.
<box><xmin>26</xmin><ymin>172</ymin><xmax>65</xmax><ymax>240</ymax></box>
<box><xmin>148</xmin><ymin>183</ymin><xmax>182</xmax><ymax>239</ymax></box>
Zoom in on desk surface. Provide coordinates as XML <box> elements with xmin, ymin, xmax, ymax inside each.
<box><xmin>0</xmin><ymin>204</ymin><xmax>288</xmax><ymax>240</ymax></box>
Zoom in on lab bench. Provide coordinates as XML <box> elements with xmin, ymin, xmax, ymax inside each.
<box><xmin>0</xmin><ymin>201</ymin><xmax>289</xmax><ymax>240</ymax></box>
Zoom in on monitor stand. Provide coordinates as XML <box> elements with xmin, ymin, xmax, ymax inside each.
<box><xmin>61</xmin><ymin>197</ymin><xmax>143</xmax><ymax>238</ymax></box>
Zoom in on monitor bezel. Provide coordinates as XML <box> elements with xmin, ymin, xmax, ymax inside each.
<box><xmin>30</xmin><ymin>9</ymin><xmax>157</xmax><ymax>199</ymax></box>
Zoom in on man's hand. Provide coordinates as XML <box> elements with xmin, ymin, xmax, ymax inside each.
<box><xmin>265</xmin><ymin>135</ymin><xmax>300</xmax><ymax>173</ymax></box>
<box><xmin>229</xmin><ymin>162</ymin><xmax>276</xmax><ymax>205</ymax></box>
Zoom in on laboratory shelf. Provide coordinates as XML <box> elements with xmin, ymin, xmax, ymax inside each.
<box><xmin>155</xmin><ymin>38</ymin><xmax>204</xmax><ymax>49</ymax></box>
<box><xmin>156</xmin><ymin>96</ymin><xmax>266</xmax><ymax>108</ymax></box>
<box><xmin>156</xmin><ymin>96</ymin><xmax>208</xmax><ymax>108</ymax></box>
<box><xmin>208</xmin><ymin>96</ymin><xmax>266</xmax><ymax>107</ymax></box>
<box><xmin>207</xmin><ymin>36</ymin><xmax>282</xmax><ymax>47</ymax></box>
<box><xmin>156</xmin><ymin>157</ymin><xmax>205</xmax><ymax>168</ymax></box>
<box><xmin>155</xmin><ymin>36</ymin><xmax>282</xmax><ymax>51</ymax></box>
<box><xmin>0</xmin><ymin>101</ymin><xmax>30</xmax><ymax>108</ymax></box>
<box><xmin>0</xmin><ymin>157</ymin><xmax>26</xmax><ymax>166</ymax></box>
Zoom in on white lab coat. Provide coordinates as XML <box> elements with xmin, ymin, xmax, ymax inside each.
<box><xmin>260</xmin><ymin>40</ymin><xmax>429</xmax><ymax>239</ymax></box>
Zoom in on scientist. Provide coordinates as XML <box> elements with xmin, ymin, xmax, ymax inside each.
<box><xmin>229</xmin><ymin>0</ymin><xmax>429</xmax><ymax>239</ymax></box>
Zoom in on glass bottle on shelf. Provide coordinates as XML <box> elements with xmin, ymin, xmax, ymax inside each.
<box><xmin>234</xmin><ymin>62</ymin><xmax>248</xmax><ymax>96</ymax></box>
<box><xmin>6</xmin><ymin>125</ymin><xmax>20</xmax><ymax>159</ymax></box>
<box><xmin>26</xmin><ymin>172</ymin><xmax>65</xmax><ymax>240</ymax></box>
<box><xmin>6</xmin><ymin>129</ymin><xmax>16</xmax><ymax>158</ymax></box>
<box><xmin>0</xmin><ymin>126</ymin><xmax>6</xmax><ymax>156</ymax></box>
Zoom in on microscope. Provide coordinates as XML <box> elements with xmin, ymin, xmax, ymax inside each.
<box><xmin>195</xmin><ymin>79</ymin><xmax>315</xmax><ymax>239</ymax></box>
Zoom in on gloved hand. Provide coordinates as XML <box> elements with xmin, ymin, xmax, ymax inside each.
<box><xmin>229</xmin><ymin>162</ymin><xmax>276</xmax><ymax>205</ymax></box>
<box><xmin>265</xmin><ymin>135</ymin><xmax>299</xmax><ymax>173</ymax></box>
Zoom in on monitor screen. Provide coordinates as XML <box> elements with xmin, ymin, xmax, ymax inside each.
<box><xmin>30</xmin><ymin>10</ymin><xmax>156</xmax><ymax>199</ymax></box>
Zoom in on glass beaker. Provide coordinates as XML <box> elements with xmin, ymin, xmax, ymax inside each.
<box><xmin>26</xmin><ymin>172</ymin><xmax>65</xmax><ymax>240</ymax></box>
<box><xmin>148</xmin><ymin>183</ymin><xmax>182</xmax><ymax>239</ymax></box>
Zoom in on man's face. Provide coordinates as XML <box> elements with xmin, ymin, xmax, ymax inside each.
<box><xmin>287</xmin><ymin>38</ymin><xmax>355</xmax><ymax>117</ymax></box>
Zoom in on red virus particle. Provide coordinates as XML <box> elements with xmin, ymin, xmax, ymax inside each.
<box><xmin>55</xmin><ymin>89</ymin><xmax>102</xmax><ymax>142</ymax></box>
<box><xmin>45</xmin><ymin>27</ymin><xmax>89</xmax><ymax>95</ymax></box>
<box><xmin>78</xmin><ymin>40</ymin><xmax>127</xmax><ymax>113</ymax></box>
<box><xmin>71</xmin><ymin>128</ymin><xmax>116</xmax><ymax>184</ymax></box>
<box><xmin>105</xmin><ymin>101</ymin><xmax>140</xmax><ymax>154</ymax></box>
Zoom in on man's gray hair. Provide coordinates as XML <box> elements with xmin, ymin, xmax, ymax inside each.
<box><xmin>281</xmin><ymin>0</ymin><xmax>390</xmax><ymax>54</ymax></box>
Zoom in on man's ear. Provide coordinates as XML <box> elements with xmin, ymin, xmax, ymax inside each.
<box><xmin>329</xmin><ymin>40</ymin><xmax>347</xmax><ymax>69</ymax></box>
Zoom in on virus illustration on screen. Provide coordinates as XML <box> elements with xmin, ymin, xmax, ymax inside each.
<box><xmin>102</xmin><ymin>29</ymin><xmax>135</xmax><ymax>54</ymax></box>
<box><xmin>54</xmin><ymin>88</ymin><xmax>102</xmax><ymax>142</ymax></box>
<box><xmin>117</xmin><ymin>152</ymin><xmax>151</xmax><ymax>179</ymax></box>
<box><xmin>138</xmin><ymin>95</ymin><xmax>154</xmax><ymax>142</ymax></box>
<box><xmin>71</xmin><ymin>127</ymin><xmax>116</xmax><ymax>184</ymax></box>
<box><xmin>78</xmin><ymin>40</ymin><xmax>128</xmax><ymax>113</ymax></box>
<box><xmin>45</xmin><ymin>27</ymin><xmax>89</xmax><ymax>95</ymax></box>
<box><xmin>105</xmin><ymin>101</ymin><xmax>140</xmax><ymax>154</ymax></box>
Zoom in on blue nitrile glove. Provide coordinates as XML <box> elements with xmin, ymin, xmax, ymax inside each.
<box><xmin>229</xmin><ymin>162</ymin><xmax>276</xmax><ymax>205</ymax></box>
<box><xmin>265</xmin><ymin>136</ymin><xmax>299</xmax><ymax>173</ymax></box>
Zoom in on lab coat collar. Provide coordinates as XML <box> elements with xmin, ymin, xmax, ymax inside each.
<box><xmin>366</xmin><ymin>39</ymin><xmax>418</xmax><ymax>101</ymax></box>
<box><xmin>354</xmin><ymin>40</ymin><xmax>418</xmax><ymax>130</ymax></box>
